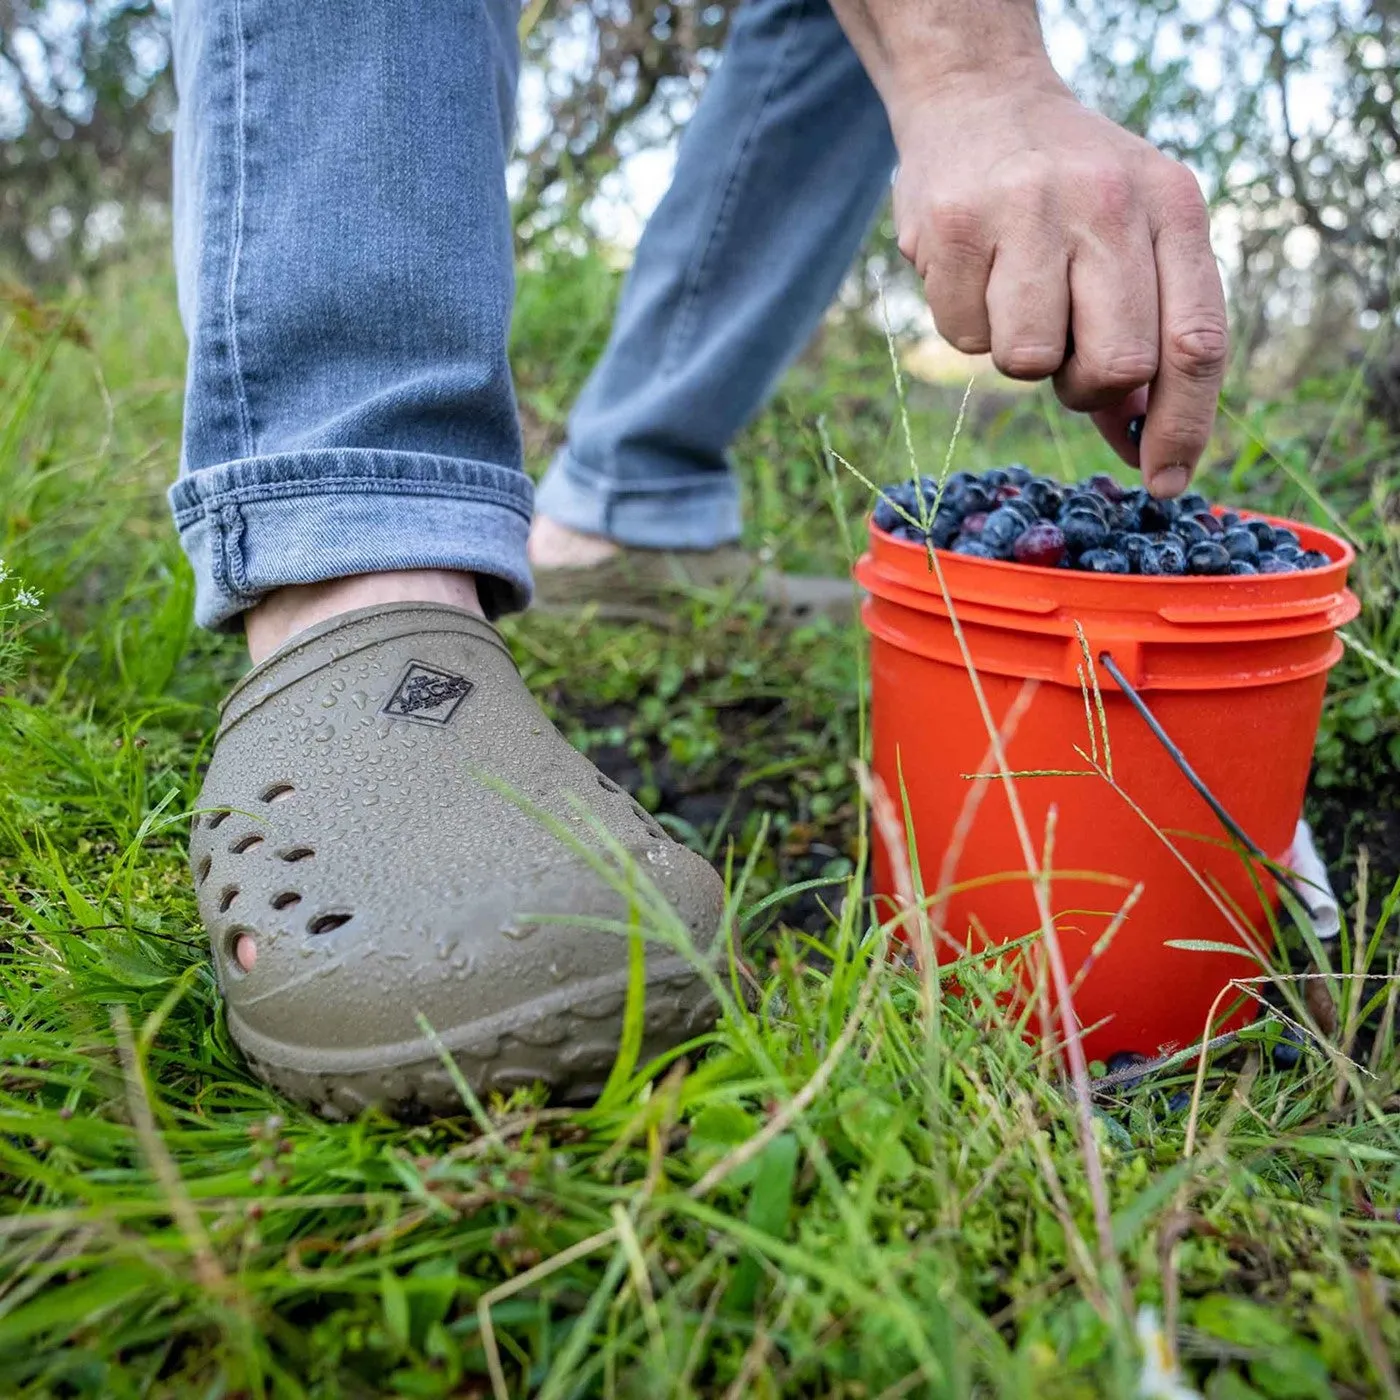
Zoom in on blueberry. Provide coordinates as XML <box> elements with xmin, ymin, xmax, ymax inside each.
<box><xmin>1138</xmin><ymin>495</ymin><xmax>1179</xmax><ymax>532</ymax></box>
<box><xmin>1012</xmin><ymin>522</ymin><xmax>1068</xmax><ymax>568</ymax></box>
<box><xmin>951</xmin><ymin>537</ymin><xmax>997</xmax><ymax>559</ymax></box>
<box><xmin>1065</xmin><ymin>489</ymin><xmax>1111</xmax><ymax>520</ymax></box>
<box><xmin>1106</xmin><ymin>1051</ymin><xmax>1148</xmax><ymax>1075</ymax></box>
<box><xmin>1300</xmin><ymin>549</ymin><xmax>1330</xmax><ymax>570</ymax></box>
<box><xmin>1025</xmin><ymin>478</ymin><xmax>1065</xmax><ymax>518</ymax></box>
<box><xmin>1079</xmin><ymin>548</ymin><xmax>1130</xmax><ymax>574</ymax></box>
<box><xmin>1178</xmin><ymin>492</ymin><xmax>1209</xmax><ymax>515</ymax></box>
<box><xmin>982</xmin><ymin>468</ymin><xmax>1010</xmax><ymax>489</ymax></box>
<box><xmin>1191</xmin><ymin>511</ymin><xmax>1224</xmax><ymax>537</ymax></box>
<box><xmin>873</xmin><ymin>496</ymin><xmax>905</xmax><ymax>532</ymax></box>
<box><xmin>1271</xmin><ymin>1024</ymin><xmax>1305</xmax><ymax>1069</ymax></box>
<box><xmin>1244</xmin><ymin>519</ymin><xmax>1276</xmax><ymax>550</ymax></box>
<box><xmin>1129</xmin><ymin>543</ymin><xmax>1163</xmax><ymax>575</ymax></box>
<box><xmin>1257</xmin><ymin>554</ymin><xmax>1297</xmax><ymax>574</ymax></box>
<box><xmin>890</xmin><ymin>523</ymin><xmax>926</xmax><ymax>543</ymax></box>
<box><xmin>1273</xmin><ymin>543</ymin><xmax>1302</xmax><ymax>563</ymax></box>
<box><xmin>1187</xmin><ymin>541</ymin><xmax>1231</xmax><ymax>575</ymax></box>
<box><xmin>1164</xmin><ymin>1090</ymin><xmax>1192</xmax><ymax>1114</ymax></box>
<box><xmin>1003</xmin><ymin>498</ymin><xmax>1041</xmax><ymax>528</ymax></box>
<box><xmin>1088</xmin><ymin>474</ymin><xmax>1127</xmax><ymax>503</ymax></box>
<box><xmin>961</xmin><ymin>511</ymin><xmax>990</xmax><ymax>536</ymax></box>
<box><xmin>930</xmin><ymin>511</ymin><xmax>962</xmax><ymax>549</ymax></box>
<box><xmin>1004</xmin><ymin>463</ymin><xmax>1033</xmax><ymax>486</ymax></box>
<box><xmin>1115</xmin><ymin>487</ymin><xmax>1150</xmax><ymax>533</ymax></box>
<box><xmin>1272</xmin><ymin>526</ymin><xmax>1301</xmax><ymax>550</ymax></box>
<box><xmin>1220</xmin><ymin>511</ymin><xmax>1240</xmax><ymax>528</ymax></box>
<box><xmin>981</xmin><ymin>506</ymin><xmax>1029</xmax><ymax>556</ymax></box>
<box><xmin>1222</xmin><ymin>527</ymin><xmax>1259</xmax><ymax>562</ymax></box>
<box><xmin>1156</xmin><ymin>537</ymin><xmax>1187</xmax><ymax>574</ymax></box>
<box><xmin>1060</xmin><ymin>510</ymin><xmax>1110</xmax><ymax>556</ymax></box>
<box><xmin>960</xmin><ymin>481</ymin><xmax>996</xmax><ymax>514</ymax></box>
<box><xmin>1228</xmin><ymin>560</ymin><xmax>1258</xmax><ymax>575</ymax></box>
<box><xmin>1173</xmin><ymin>516</ymin><xmax>1210</xmax><ymax>548</ymax></box>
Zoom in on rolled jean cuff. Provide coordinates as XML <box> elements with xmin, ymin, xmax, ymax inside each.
<box><xmin>168</xmin><ymin>449</ymin><xmax>535</xmax><ymax>630</ymax></box>
<box><xmin>536</xmin><ymin>448</ymin><xmax>742</xmax><ymax>550</ymax></box>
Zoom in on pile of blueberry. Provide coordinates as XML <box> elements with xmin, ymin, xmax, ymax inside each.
<box><xmin>872</xmin><ymin>466</ymin><xmax>1331</xmax><ymax>575</ymax></box>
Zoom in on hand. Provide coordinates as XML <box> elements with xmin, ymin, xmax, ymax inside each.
<box><xmin>891</xmin><ymin>72</ymin><xmax>1228</xmax><ymax>498</ymax></box>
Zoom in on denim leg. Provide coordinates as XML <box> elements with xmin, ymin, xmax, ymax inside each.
<box><xmin>169</xmin><ymin>0</ymin><xmax>530</xmax><ymax>629</ymax></box>
<box><xmin>536</xmin><ymin>0</ymin><xmax>895</xmax><ymax>548</ymax></box>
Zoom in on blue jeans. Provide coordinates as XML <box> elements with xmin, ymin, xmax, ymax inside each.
<box><xmin>169</xmin><ymin>0</ymin><xmax>895</xmax><ymax>629</ymax></box>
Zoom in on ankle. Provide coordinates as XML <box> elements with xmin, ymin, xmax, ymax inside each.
<box><xmin>245</xmin><ymin>570</ymin><xmax>484</xmax><ymax>664</ymax></box>
<box><xmin>528</xmin><ymin>515</ymin><xmax>620</xmax><ymax>569</ymax></box>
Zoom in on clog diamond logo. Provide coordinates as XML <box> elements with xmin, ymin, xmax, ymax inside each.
<box><xmin>382</xmin><ymin>661</ymin><xmax>473</xmax><ymax>725</ymax></box>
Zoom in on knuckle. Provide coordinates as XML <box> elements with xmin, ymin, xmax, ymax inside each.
<box><xmin>1085</xmin><ymin>165</ymin><xmax>1136</xmax><ymax>227</ymax></box>
<box><xmin>951</xmin><ymin>331</ymin><xmax>993</xmax><ymax>355</ymax></box>
<box><xmin>1077</xmin><ymin>340</ymin><xmax>1158</xmax><ymax>391</ymax></box>
<box><xmin>929</xmin><ymin>304</ymin><xmax>991</xmax><ymax>355</ymax></box>
<box><xmin>928</xmin><ymin>200</ymin><xmax>988</xmax><ymax>256</ymax></box>
<box><xmin>1157</xmin><ymin>163</ymin><xmax>1210</xmax><ymax>230</ymax></box>
<box><xmin>1152</xmin><ymin>418</ymin><xmax>1209</xmax><ymax>460</ymax></box>
<box><xmin>994</xmin><ymin>342</ymin><xmax>1063</xmax><ymax>380</ymax></box>
<box><xmin>1165</xmin><ymin>319</ymin><xmax>1229</xmax><ymax>379</ymax></box>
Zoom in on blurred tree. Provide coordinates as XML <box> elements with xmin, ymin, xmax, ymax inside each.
<box><xmin>1055</xmin><ymin>0</ymin><xmax>1398</xmax><ymax>386</ymax></box>
<box><xmin>2</xmin><ymin>0</ymin><xmax>1395</xmax><ymax>407</ymax></box>
<box><xmin>514</xmin><ymin>0</ymin><xmax>735</xmax><ymax>247</ymax></box>
<box><xmin>1</xmin><ymin>0</ymin><xmax>173</xmax><ymax>276</ymax></box>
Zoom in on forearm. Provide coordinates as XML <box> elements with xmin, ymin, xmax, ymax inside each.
<box><xmin>827</xmin><ymin>0</ymin><xmax>1061</xmax><ymax>141</ymax></box>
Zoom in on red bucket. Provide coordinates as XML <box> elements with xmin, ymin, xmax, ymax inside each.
<box><xmin>853</xmin><ymin>511</ymin><xmax>1359</xmax><ymax>1061</ymax></box>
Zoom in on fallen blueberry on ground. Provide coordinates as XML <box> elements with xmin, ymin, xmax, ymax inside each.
<box><xmin>1272</xmin><ymin>1024</ymin><xmax>1305</xmax><ymax>1069</ymax></box>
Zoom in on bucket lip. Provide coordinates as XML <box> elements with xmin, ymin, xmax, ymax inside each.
<box><xmin>859</xmin><ymin>506</ymin><xmax>1356</xmax><ymax>608</ymax></box>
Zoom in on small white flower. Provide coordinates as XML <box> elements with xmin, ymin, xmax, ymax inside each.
<box><xmin>14</xmin><ymin>588</ymin><xmax>42</xmax><ymax>609</ymax></box>
<box><xmin>1136</xmin><ymin>1307</ymin><xmax>1201</xmax><ymax>1400</ymax></box>
<box><xmin>0</xmin><ymin>560</ymin><xmax>9</xmax><ymax>583</ymax></box>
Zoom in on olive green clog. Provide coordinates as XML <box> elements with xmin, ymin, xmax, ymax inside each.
<box><xmin>189</xmin><ymin>603</ymin><xmax>726</xmax><ymax>1119</ymax></box>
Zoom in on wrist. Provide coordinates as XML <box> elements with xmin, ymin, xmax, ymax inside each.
<box><xmin>884</xmin><ymin>53</ymin><xmax>1068</xmax><ymax>152</ymax></box>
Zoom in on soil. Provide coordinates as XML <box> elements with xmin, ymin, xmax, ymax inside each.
<box><xmin>558</xmin><ymin>697</ymin><xmax>861</xmax><ymax>940</ymax></box>
<box><xmin>558</xmin><ymin>690</ymin><xmax>1400</xmax><ymax>949</ymax></box>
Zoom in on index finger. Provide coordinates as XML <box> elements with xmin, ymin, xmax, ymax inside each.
<box><xmin>1140</xmin><ymin>169</ymin><xmax>1228</xmax><ymax>498</ymax></box>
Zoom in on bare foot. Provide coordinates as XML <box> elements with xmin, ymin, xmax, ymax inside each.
<box><xmin>245</xmin><ymin>569</ymin><xmax>484</xmax><ymax>665</ymax></box>
<box><xmin>528</xmin><ymin>514</ymin><xmax>620</xmax><ymax>570</ymax></box>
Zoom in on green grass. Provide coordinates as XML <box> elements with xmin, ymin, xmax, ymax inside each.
<box><xmin>0</xmin><ymin>254</ymin><xmax>1398</xmax><ymax>1398</ymax></box>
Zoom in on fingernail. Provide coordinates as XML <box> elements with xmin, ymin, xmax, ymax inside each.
<box><xmin>1148</xmin><ymin>465</ymin><xmax>1190</xmax><ymax>499</ymax></box>
<box><xmin>1126</xmin><ymin>415</ymin><xmax>1145</xmax><ymax>447</ymax></box>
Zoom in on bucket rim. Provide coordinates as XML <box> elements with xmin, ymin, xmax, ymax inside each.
<box><xmin>862</xmin><ymin>505</ymin><xmax>1355</xmax><ymax>587</ymax></box>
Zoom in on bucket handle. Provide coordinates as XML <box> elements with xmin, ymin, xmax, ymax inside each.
<box><xmin>1097</xmin><ymin>650</ymin><xmax>1265</xmax><ymax>859</ymax></box>
<box><xmin>1097</xmin><ymin>650</ymin><xmax>1334</xmax><ymax>907</ymax></box>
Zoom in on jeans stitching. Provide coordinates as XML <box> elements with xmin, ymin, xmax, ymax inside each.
<box><xmin>221</xmin><ymin>504</ymin><xmax>254</xmax><ymax>596</ymax></box>
<box><xmin>171</xmin><ymin>478</ymin><xmax>532</xmax><ymax>528</ymax></box>
<box><xmin>660</xmin><ymin>0</ymin><xmax>807</xmax><ymax>374</ymax></box>
<box><xmin>225</xmin><ymin>0</ymin><xmax>253</xmax><ymax>457</ymax></box>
